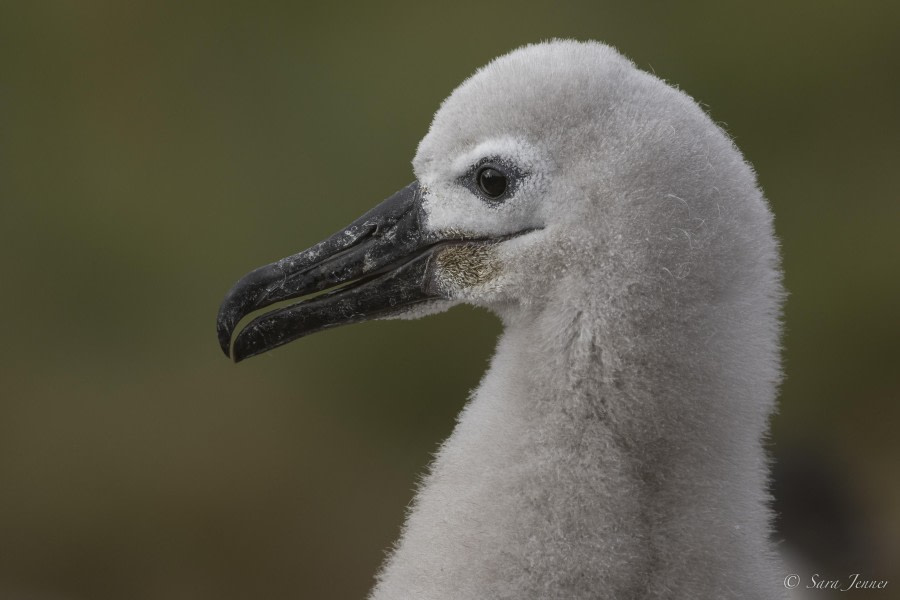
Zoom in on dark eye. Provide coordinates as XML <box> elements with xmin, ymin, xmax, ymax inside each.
<box><xmin>476</xmin><ymin>166</ymin><xmax>508</xmax><ymax>199</ymax></box>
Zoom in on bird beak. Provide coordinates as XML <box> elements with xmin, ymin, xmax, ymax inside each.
<box><xmin>217</xmin><ymin>181</ymin><xmax>448</xmax><ymax>362</ymax></box>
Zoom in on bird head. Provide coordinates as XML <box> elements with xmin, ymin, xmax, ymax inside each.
<box><xmin>217</xmin><ymin>41</ymin><xmax>775</xmax><ymax>362</ymax></box>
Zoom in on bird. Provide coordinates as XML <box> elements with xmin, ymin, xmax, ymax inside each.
<box><xmin>217</xmin><ymin>40</ymin><xmax>786</xmax><ymax>599</ymax></box>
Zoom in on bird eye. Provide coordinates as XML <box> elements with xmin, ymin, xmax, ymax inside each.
<box><xmin>476</xmin><ymin>166</ymin><xmax>508</xmax><ymax>199</ymax></box>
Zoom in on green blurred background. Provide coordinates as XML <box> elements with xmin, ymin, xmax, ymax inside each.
<box><xmin>1</xmin><ymin>2</ymin><xmax>898</xmax><ymax>598</ymax></box>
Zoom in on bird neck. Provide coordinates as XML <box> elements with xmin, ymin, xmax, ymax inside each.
<box><xmin>371</xmin><ymin>298</ymin><xmax>784</xmax><ymax>599</ymax></box>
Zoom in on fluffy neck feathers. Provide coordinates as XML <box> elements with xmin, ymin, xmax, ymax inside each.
<box><xmin>370</xmin><ymin>284</ymin><xmax>784</xmax><ymax>599</ymax></box>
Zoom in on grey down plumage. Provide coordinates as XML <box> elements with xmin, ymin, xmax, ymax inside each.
<box><xmin>366</xmin><ymin>40</ymin><xmax>787</xmax><ymax>599</ymax></box>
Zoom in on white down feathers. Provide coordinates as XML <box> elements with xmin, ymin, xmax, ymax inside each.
<box><xmin>371</xmin><ymin>40</ymin><xmax>785</xmax><ymax>600</ymax></box>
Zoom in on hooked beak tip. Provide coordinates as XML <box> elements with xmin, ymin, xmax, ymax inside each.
<box><xmin>216</xmin><ymin>318</ymin><xmax>234</xmax><ymax>359</ymax></box>
<box><xmin>217</xmin><ymin>262</ymin><xmax>281</xmax><ymax>360</ymax></box>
